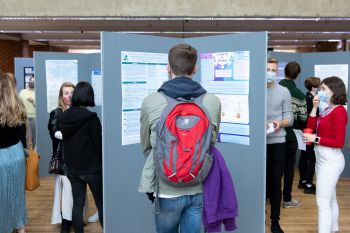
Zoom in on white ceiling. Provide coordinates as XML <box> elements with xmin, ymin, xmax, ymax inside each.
<box><xmin>1</xmin><ymin>18</ymin><xmax>350</xmax><ymax>49</ymax></box>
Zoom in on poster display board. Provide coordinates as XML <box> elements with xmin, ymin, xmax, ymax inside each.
<box><xmin>45</xmin><ymin>60</ymin><xmax>78</xmax><ymax>113</ymax></box>
<box><xmin>200</xmin><ymin>51</ymin><xmax>250</xmax><ymax>145</ymax></box>
<box><xmin>102</xmin><ymin>32</ymin><xmax>267</xmax><ymax>233</ymax></box>
<box><xmin>121</xmin><ymin>51</ymin><xmax>168</xmax><ymax>145</ymax></box>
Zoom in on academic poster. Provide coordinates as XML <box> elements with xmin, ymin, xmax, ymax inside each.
<box><xmin>201</xmin><ymin>51</ymin><xmax>251</xmax><ymax>145</ymax></box>
<box><xmin>121</xmin><ymin>51</ymin><xmax>168</xmax><ymax>145</ymax></box>
<box><xmin>45</xmin><ymin>60</ymin><xmax>78</xmax><ymax>113</ymax></box>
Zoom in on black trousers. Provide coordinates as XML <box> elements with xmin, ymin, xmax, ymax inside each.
<box><xmin>68</xmin><ymin>171</ymin><xmax>103</xmax><ymax>233</ymax></box>
<box><xmin>266</xmin><ymin>143</ymin><xmax>286</xmax><ymax>222</ymax></box>
<box><xmin>283</xmin><ymin>140</ymin><xmax>298</xmax><ymax>202</ymax></box>
<box><xmin>298</xmin><ymin>144</ymin><xmax>316</xmax><ymax>184</ymax></box>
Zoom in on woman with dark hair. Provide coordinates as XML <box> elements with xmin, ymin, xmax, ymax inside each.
<box><xmin>58</xmin><ymin>81</ymin><xmax>103</xmax><ymax>233</ymax></box>
<box><xmin>298</xmin><ymin>77</ymin><xmax>321</xmax><ymax>194</ymax></box>
<box><xmin>0</xmin><ymin>73</ymin><xmax>27</xmax><ymax>233</ymax></box>
<box><xmin>48</xmin><ymin>82</ymin><xmax>75</xmax><ymax>233</ymax></box>
<box><xmin>303</xmin><ymin>76</ymin><xmax>348</xmax><ymax>233</ymax></box>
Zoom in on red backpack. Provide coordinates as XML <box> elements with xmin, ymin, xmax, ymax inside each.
<box><xmin>154</xmin><ymin>92</ymin><xmax>213</xmax><ymax>187</ymax></box>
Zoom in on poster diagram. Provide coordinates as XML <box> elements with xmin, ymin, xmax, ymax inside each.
<box><xmin>91</xmin><ymin>69</ymin><xmax>102</xmax><ymax>106</ymax></box>
<box><xmin>201</xmin><ymin>51</ymin><xmax>250</xmax><ymax>145</ymax></box>
<box><xmin>121</xmin><ymin>51</ymin><xmax>168</xmax><ymax>145</ymax></box>
<box><xmin>24</xmin><ymin>67</ymin><xmax>35</xmax><ymax>89</ymax></box>
<box><xmin>45</xmin><ymin>60</ymin><xmax>78</xmax><ymax>113</ymax></box>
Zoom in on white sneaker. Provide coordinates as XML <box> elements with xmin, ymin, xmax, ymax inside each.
<box><xmin>88</xmin><ymin>212</ymin><xmax>99</xmax><ymax>223</ymax></box>
<box><xmin>283</xmin><ymin>199</ymin><xmax>303</xmax><ymax>208</ymax></box>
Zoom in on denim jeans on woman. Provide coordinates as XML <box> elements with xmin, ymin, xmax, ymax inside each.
<box><xmin>315</xmin><ymin>145</ymin><xmax>345</xmax><ymax>233</ymax></box>
<box><xmin>155</xmin><ymin>193</ymin><xmax>203</xmax><ymax>233</ymax></box>
<box><xmin>68</xmin><ymin>171</ymin><xmax>103</xmax><ymax>233</ymax></box>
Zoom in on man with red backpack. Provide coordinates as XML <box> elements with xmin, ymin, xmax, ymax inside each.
<box><xmin>138</xmin><ymin>43</ymin><xmax>221</xmax><ymax>233</ymax></box>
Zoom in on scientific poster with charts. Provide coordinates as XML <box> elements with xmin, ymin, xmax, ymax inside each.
<box><xmin>45</xmin><ymin>60</ymin><xmax>78</xmax><ymax>113</ymax></box>
<box><xmin>121</xmin><ymin>51</ymin><xmax>168</xmax><ymax>145</ymax></box>
<box><xmin>91</xmin><ymin>69</ymin><xmax>102</xmax><ymax>106</ymax></box>
<box><xmin>201</xmin><ymin>51</ymin><xmax>250</xmax><ymax>145</ymax></box>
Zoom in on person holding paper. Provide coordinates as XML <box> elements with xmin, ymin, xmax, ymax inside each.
<box><xmin>279</xmin><ymin>62</ymin><xmax>306</xmax><ymax>208</ymax></box>
<box><xmin>266</xmin><ymin>58</ymin><xmax>293</xmax><ymax>233</ymax></box>
<box><xmin>298</xmin><ymin>77</ymin><xmax>320</xmax><ymax>194</ymax></box>
<box><xmin>303</xmin><ymin>76</ymin><xmax>347</xmax><ymax>233</ymax></box>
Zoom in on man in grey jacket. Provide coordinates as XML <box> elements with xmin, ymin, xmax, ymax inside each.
<box><xmin>138</xmin><ymin>44</ymin><xmax>221</xmax><ymax>233</ymax></box>
<box><xmin>266</xmin><ymin>58</ymin><xmax>293</xmax><ymax>233</ymax></box>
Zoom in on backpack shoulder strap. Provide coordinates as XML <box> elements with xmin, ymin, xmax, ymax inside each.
<box><xmin>159</xmin><ymin>91</ymin><xmax>207</xmax><ymax>104</ymax></box>
<box><xmin>159</xmin><ymin>91</ymin><xmax>180</xmax><ymax>105</ymax></box>
<box><xmin>192</xmin><ymin>93</ymin><xmax>206</xmax><ymax>105</ymax></box>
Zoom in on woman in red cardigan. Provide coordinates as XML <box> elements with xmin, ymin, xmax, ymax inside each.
<box><xmin>303</xmin><ymin>76</ymin><xmax>348</xmax><ymax>233</ymax></box>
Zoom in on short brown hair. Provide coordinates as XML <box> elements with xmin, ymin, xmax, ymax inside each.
<box><xmin>58</xmin><ymin>82</ymin><xmax>75</xmax><ymax>109</ymax></box>
<box><xmin>284</xmin><ymin>62</ymin><xmax>301</xmax><ymax>80</ymax></box>
<box><xmin>304</xmin><ymin>77</ymin><xmax>321</xmax><ymax>91</ymax></box>
<box><xmin>168</xmin><ymin>44</ymin><xmax>197</xmax><ymax>76</ymax></box>
<box><xmin>321</xmin><ymin>76</ymin><xmax>347</xmax><ymax>105</ymax></box>
<box><xmin>267</xmin><ymin>57</ymin><xmax>278</xmax><ymax>64</ymax></box>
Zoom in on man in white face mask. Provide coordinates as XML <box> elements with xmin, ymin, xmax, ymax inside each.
<box><xmin>266</xmin><ymin>57</ymin><xmax>294</xmax><ymax>233</ymax></box>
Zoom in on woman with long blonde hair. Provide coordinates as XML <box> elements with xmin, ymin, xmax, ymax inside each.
<box><xmin>0</xmin><ymin>72</ymin><xmax>28</xmax><ymax>233</ymax></box>
<box><xmin>48</xmin><ymin>82</ymin><xmax>75</xmax><ymax>233</ymax></box>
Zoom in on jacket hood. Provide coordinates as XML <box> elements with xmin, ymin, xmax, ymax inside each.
<box><xmin>158</xmin><ymin>76</ymin><xmax>206</xmax><ymax>100</ymax></box>
<box><xmin>59</xmin><ymin>106</ymin><xmax>96</xmax><ymax>137</ymax></box>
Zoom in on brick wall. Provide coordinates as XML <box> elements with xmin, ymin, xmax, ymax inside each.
<box><xmin>28</xmin><ymin>44</ymin><xmax>68</xmax><ymax>57</ymax></box>
<box><xmin>0</xmin><ymin>40</ymin><xmax>23</xmax><ymax>73</ymax></box>
<box><xmin>0</xmin><ymin>39</ymin><xmax>68</xmax><ymax>73</ymax></box>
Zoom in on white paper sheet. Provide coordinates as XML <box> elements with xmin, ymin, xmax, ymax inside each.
<box><xmin>293</xmin><ymin>129</ymin><xmax>306</xmax><ymax>151</ymax></box>
<box><xmin>266</xmin><ymin>123</ymin><xmax>274</xmax><ymax>135</ymax></box>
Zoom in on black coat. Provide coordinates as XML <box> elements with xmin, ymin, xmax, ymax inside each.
<box><xmin>58</xmin><ymin>106</ymin><xmax>102</xmax><ymax>175</ymax></box>
<box><xmin>48</xmin><ymin>107</ymin><xmax>63</xmax><ymax>154</ymax></box>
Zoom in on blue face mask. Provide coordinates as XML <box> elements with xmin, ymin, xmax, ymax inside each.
<box><xmin>318</xmin><ymin>91</ymin><xmax>330</xmax><ymax>112</ymax></box>
<box><xmin>266</xmin><ymin>71</ymin><xmax>276</xmax><ymax>83</ymax></box>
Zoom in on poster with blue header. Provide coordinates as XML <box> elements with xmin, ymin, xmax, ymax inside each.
<box><xmin>201</xmin><ymin>51</ymin><xmax>250</xmax><ymax>145</ymax></box>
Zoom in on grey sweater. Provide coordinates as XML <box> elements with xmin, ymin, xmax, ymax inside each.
<box><xmin>267</xmin><ymin>83</ymin><xmax>293</xmax><ymax>144</ymax></box>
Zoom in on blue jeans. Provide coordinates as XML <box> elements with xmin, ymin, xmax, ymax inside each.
<box><xmin>155</xmin><ymin>194</ymin><xmax>203</xmax><ymax>233</ymax></box>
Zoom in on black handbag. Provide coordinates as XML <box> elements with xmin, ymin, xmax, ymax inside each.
<box><xmin>48</xmin><ymin>142</ymin><xmax>63</xmax><ymax>174</ymax></box>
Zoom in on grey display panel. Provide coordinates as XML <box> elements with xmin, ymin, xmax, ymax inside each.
<box><xmin>102</xmin><ymin>32</ymin><xmax>267</xmax><ymax>233</ymax></box>
<box><xmin>34</xmin><ymin>52</ymin><xmax>101</xmax><ymax>177</ymax></box>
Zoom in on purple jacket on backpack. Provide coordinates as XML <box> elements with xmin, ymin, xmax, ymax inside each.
<box><xmin>203</xmin><ymin>146</ymin><xmax>238</xmax><ymax>232</ymax></box>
